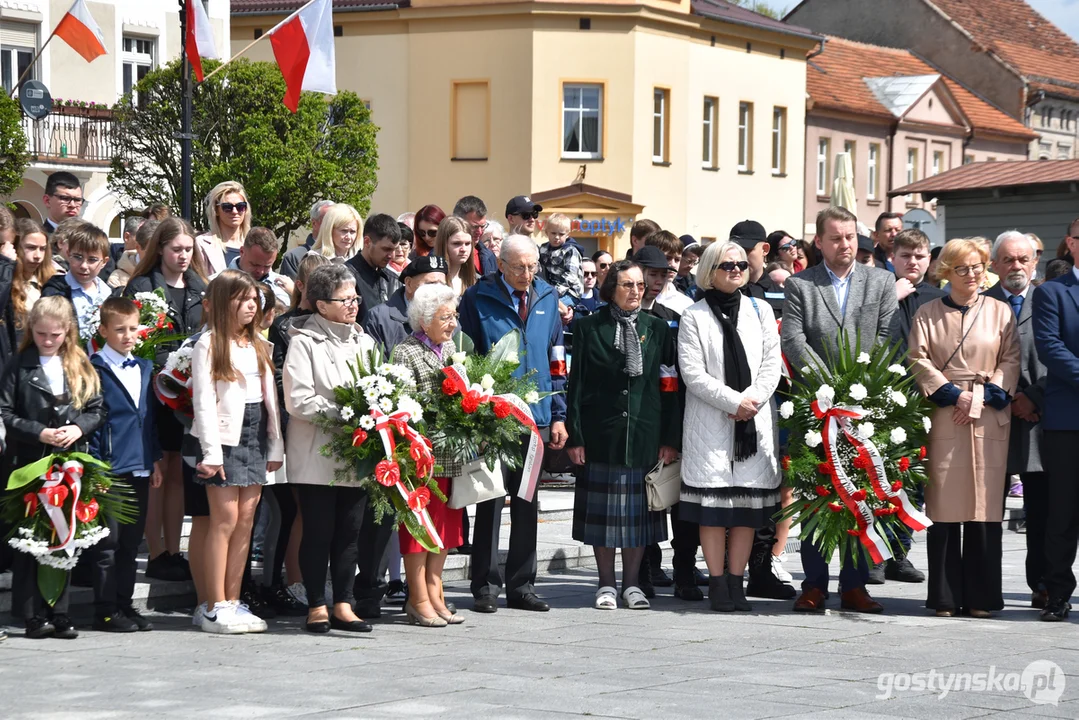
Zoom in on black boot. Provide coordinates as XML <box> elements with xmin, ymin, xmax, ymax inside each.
<box><xmin>708</xmin><ymin>575</ymin><xmax>734</xmax><ymax>612</ymax></box>
<box><xmin>638</xmin><ymin>552</ymin><xmax>656</xmax><ymax>599</ymax></box>
<box><xmin>727</xmin><ymin>574</ymin><xmax>752</xmax><ymax>612</ymax></box>
<box><xmin>746</xmin><ymin>546</ymin><xmax>796</xmax><ymax>600</ymax></box>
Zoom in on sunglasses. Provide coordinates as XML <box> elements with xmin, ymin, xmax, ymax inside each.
<box><xmin>417</xmin><ymin>229</ymin><xmax>438</xmax><ymax>238</ymax></box>
<box><xmin>514</xmin><ymin>211</ymin><xmax>539</xmax><ymax>220</ymax></box>
<box><xmin>583</xmin><ymin>271</ymin><xmax>597</xmax><ymax>277</ymax></box>
<box><xmin>218</xmin><ymin>201</ymin><xmax>248</xmax><ymax>213</ymax></box>
<box><xmin>598</xmin><ymin>262</ymin><xmax>610</xmax><ymax>269</ymax></box>
<box><xmin>715</xmin><ymin>261</ymin><xmax>749</xmax><ymax>272</ymax></box>
<box><xmin>778</xmin><ymin>244</ymin><xmax>796</xmax><ymax>252</ymax></box>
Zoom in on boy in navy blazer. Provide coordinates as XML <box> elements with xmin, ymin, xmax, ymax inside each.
<box><xmin>88</xmin><ymin>297</ymin><xmax>162</xmax><ymax>632</ymax></box>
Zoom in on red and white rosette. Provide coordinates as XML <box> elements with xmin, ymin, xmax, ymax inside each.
<box><xmin>368</xmin><ymin>408</ymin><xmax>443</xmax><ymax>549</ymax></box>
<box><xmin>154</xmin><ymin>367</ymin><xmax>193</xmax><ymax>416</ymax></box>
<box><xmin>810</xmin><ymin>394</ymin><xmax>930</xmax><ymax>563</ymax></box>
<box><xmin>38</xmin><ymin>461</ymin><xmax>84</xmax><ymax>555</ymax></box>
<box><xmin>442</xmin><ymin>365</ymin><xmax>544</xmax><ymax>503</ymax></box>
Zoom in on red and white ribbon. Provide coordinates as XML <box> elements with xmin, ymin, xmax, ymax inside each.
<box><xmin>442</xmin><ymin>365</ymin><xmax>544</xmax><ymax>503</ymax></box>
<box><xmin>39</xmin><ymin>461</ymin><xmax>84</xmax><ymax>555</ymax></box>
<box><xmin>368</xmin><ymin>408</ymin><xmax>443</xmax><ymax>549</ymax></box>
<box><xmin>842</xmin><ymin>425</ymin><xmax>931</xmax><ymax>534</ymax></box>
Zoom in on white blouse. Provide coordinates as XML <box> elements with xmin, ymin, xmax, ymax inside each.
<box><xmin>232</xmin><ymin>343</ymin><xmax>264</xmax><ymax>403</ymax></box>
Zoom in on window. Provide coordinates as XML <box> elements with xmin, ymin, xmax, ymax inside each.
<box><xmin>452</xmin><ymin>81</ymin><xmax>490</xmax><ymax>161</ymax></box>
<box><xmin>122</xmin><ymin>36</ymin><xmax>156</xmax><ymax>106</ymax></box>
<box><xmin>738</xmin><ymin>102</ymin><xmax>753</xmax><ymax>171</ymax></box>
<box><xmin>1039</xmin><ymin>142</ymin><xmax>1052</xmax><ymax>160</ymax></box>
<box><xmin>562</xmin><ymin>84</ymin><xmax>602</xmax><ymax>159</ymax></box>
<box><xmin>1</xmin><ymin>21</ymin><xmax>37</xmax><ymax>95</ymax></box>
<box><xmin>652</xmin><ymin>88</ymin><xmax>670</xmax><ymax>163</ymax></box>
<box><xmin>867</xmin><ymin>143</ymin><xmax>880</xmax><ymax>200</ymax></box>
<box><xmin>906</xmin><ymin>147</ymin><xmax>919</xmax><ymax>202</ymax></box>
<box><xmin>702</xmin><ymin>97</ymin><xmax>718</xmax><ymax>168</ymax></box>
<box><xmin>932</xmin><ymin>150</ymin><xmax>944</xmax><ymax>176</ymax></box>
<box><xmin>816</xmin><ymin>137</ymin><xmax>831</xmax><ymax>196</ymax></box>
<box><xmin>771</xmin><ymin>107</ymin><xmax>786</xmax><ymax>175</ymax></box>
<box><xmin>1041</xmin><ymin>106</ymin><xmax>1051</xmax><ymax>127</ymax></box>
<box><xmin>843</xmin><ymin>139</ymin><xmax>855</xmax><ymax>182</ymax></box>
<box><xmin>1060</xmin><ymin>145</ymin><xmax>1073</xmax><ymax>160</ymax></box>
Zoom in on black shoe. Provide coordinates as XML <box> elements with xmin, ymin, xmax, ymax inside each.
<box><xmin>727</xmin><ymin>574</ymin><xmax>752</xmax><ymax>612</ymax></box>
<box><xmin>1040</xmin><ymin>599</ymin><xmax>1071</xmax><ymax>622</ymax></box>
<box><xmin>354</xmin><ymin>600</ymin><xmax>382</xmax><ymax>619</ymax></box>
<box><xmin>693</xmin><ymin>567</ymin><xmax>709</xmax><ymax>586</ymax></box>
<box><xmin>305</xmin><ymin>620</ymin><xmax>331</xmax><ymax>633</ymax></box>
<box><xmin>473</xmin><ymin>595</ymin><xmax>498</xmax><ymax>613</ymax></box>
<box><xmin>169</xmin><ymin>553</ymin><xmax>193</xmax><ymax>581</ymax></box>
<box><xmin>51</xmin><ymin>615</ymin><xmax>79</xmax><ymax>639</ymax></box>
<box><xmin>885</xmin><ymin>556</ymin><xmax>925</xmax><ymax>583</ymax></box>
<box><xmin>240</xmin><ymin>587</ymin><xmax>278</xmax><ymax>619</ymax></box>
<box><xmin>867</xmin><ymin>563</ymin><xmax>886</xmax><ymax>585</ymax></box>
<box><xmin>268</xmin><ymin>583</ymin><xmax>307</xmax><ymax>616</ymax></box>
<box><xmin>708</xmin><ymin>575</ymin><xmax>734</xmax><ymax>612</ymax></box>
<box><xmin>458</xmin><ymin>543</ymin><xmax>473</xmax><ymax>555</ymax></box>
<box><xmin>93</xmin><ymin>612</ymin><xmax>138</xmax><ymax>633</ymax></box>
<box><xmin>673</xmin><ymin>581</ymin><xmax>704</xmax><ymax>601</ymax></box>
<box><xmin>330</xmin><ymin>615</ymin><xmax>373</xmax><ymax>633</ymax></box>
<box><xmin>385</xmin><ymin>580</ymin><xmax>407</xmax><ymax>606</ymax></box>
<box><xmin>121</xmin><ymin>606</ymin><xmax>154</xmax><ymax>631</ymax></box>
<box><xmin>507</xmin><ymin>593</ymin><xmax>549</xmax><ymax>612</ymax></box>
<box><xmin>145</xmin><ymin>552</ymin><xmax>186</xmax><ymax>582</ymax></box>
<box><xmin>650</xmin><ymin>566</ymin><xmax>674</xmax><ymax>588</ymax></box>
<box><xmin>24</xmin><ymin>617</ymin><xmax>54</xmax><ymax>639</ymax></box>
<box><xmin>746</xmin><ymin>572</ymin><xmax>797</xmax><ymax>600</ymax></box>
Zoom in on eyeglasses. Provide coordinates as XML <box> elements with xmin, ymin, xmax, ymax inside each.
<box><xmin>505</xmin><ymin>263</ymin><xmax>540</xmax><ymax>275</ymax></box>
<box><xmin>715</xmin><ymin>261</ymin><xmax>749</xmax><ymax>272</ymax></box>
<box><xmin>218</xmin><ymin>202</ymin><xmax>248</xmax><ymax>213</ymax></box>
<box><xmin>470</xmin><ymin>222</ymin><xmax>488</xmax><ymax>235</ymax></box>
<box><xmin>682</xmin><ymin>256</ymin><xmax>699</xmax><ymax>266</ymax></box>
<box><xmin>778</xmin><ymin>243</ymin><xmax>796</xmax><ymax>253</ymax></box>
<box><xmin>417</xmin><ymin>228</ymin><xmax>438</xmax><ymax>239</ymax></box>
<box><xmin>514</xmin><ymin>211</ymin><xmax>539</xmax><ymax>220</ymax></box>
<box><xmin>51</xmin><ymin>193</ymin><xmax>84</xmax><ymax>206</ymax></box>
<box><xmin>953</xmin><ymin>263</ymin><xmax>985</xmax><ymax>277</ymax></box>
<box><xmin>324</xmin><ymin>296</ymin><xmax>361</xmax><ymax>308</ymax></box>
<box><xmin>436</xmin><ymin>312</ymin><xmax>460</xmax><ymax>323</ymax></box>
<box><xmin>617</xmin><ymin>282</ymin><xmax>646</xmax><ymax>292</ymax></box>
<box><xmin>582</xmin><ymin>271</ymin><xmax>597</xmax><ymax>277</ymax></box>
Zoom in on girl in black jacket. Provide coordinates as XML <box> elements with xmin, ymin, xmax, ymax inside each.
<box><xmin>122</xmin><ymin>218</ymin><xmax>208</xmax><ymax>583</ymax></box>
<box><xmin>0</xmin><ymin>296</ymin><xmax>105</xmax><ymax>638</ymax></box>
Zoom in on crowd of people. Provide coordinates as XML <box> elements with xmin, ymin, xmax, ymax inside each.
<box><xmin>1</xmin><ymin>168</ymin><xmax>1078</xmax><ymax>642</ymax></box>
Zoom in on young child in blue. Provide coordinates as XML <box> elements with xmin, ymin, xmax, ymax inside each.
<box><xmin>88</xmin><ymin>297</ymin><xmax>162</xmax><ymax>632</ymax></box>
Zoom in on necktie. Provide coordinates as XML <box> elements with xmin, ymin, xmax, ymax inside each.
<box><xmin>514</xmin><ymin>290</ymin><xmax>528</xmax><ymax>325</ymax></box>
<box><xmin>122</xmin><ymin>358</ymin><xmax>138</xmax><ymax>368</ymax></box>
<box><xmin>1008</xmin><ymin>294</ymin><xmax>1023</xmax><ymax>319</ymax></box>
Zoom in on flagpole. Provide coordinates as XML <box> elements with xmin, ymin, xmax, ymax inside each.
<box><xmin>179</xmin><ymin>0</ymin><xmax>193</xmax><ymax>221</ymax></box>
<box><xmin>8</xmin><ymin>28</ymin><xmax>58</xmax><ymax>98</ymax></box>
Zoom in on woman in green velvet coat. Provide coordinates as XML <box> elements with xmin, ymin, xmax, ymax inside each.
<box><xmin>567</xmin><ymin>259</ymin><xmax>682</xmax><ymax>611</ymax></box>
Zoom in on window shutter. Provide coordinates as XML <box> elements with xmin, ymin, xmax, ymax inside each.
<box><xmin>1</xmin><ymin>22</ymin><xmax>37</xmax><ymax>49</ymax></box>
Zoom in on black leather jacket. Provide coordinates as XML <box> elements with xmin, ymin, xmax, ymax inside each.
<box><xmin>123</xmin><ymin>268</ymin><xmax>206</xmax><ymax>365</ymax></box>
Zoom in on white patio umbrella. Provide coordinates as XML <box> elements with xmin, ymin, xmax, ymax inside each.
<box><xmin>831</xmin><ymin>151</ymin><xmax>858</xmax><ymax>219</ymax></box>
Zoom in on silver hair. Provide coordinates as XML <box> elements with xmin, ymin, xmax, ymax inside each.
<box><xmin>407</xmin><ymin>283</ymin><xmax>458</xmax><ymax>332</ymax></box>
<box><xmin>310</xmin><ymin>199</ymin><xmax>335</xmax><ymax>221</ymax></box>
<box><xmin>123</xmin><ymin>216</ymin><xmax>144</xmax><ymax>236</ymax></box>
<box><xmin>499</xmin><ymin>234</ymin><xmax>539</xmax><ymax>263</ymax></box>
<box><xmin>992</xmin><ymin>230</ymin><xmax>1038</xmax><ymax>260</ymax></box>
<box><xmin>307</xmin><ymin>264</ymin><xmax>356</xmax><ymax>307</ymax></box>
<box><xmin>481</xmin><ymin>219</ymin><xmax>505</xmax><ymax>241</ymax></box>
<box><xmin>397</xmin><ymin>211</ymin><xmax>416</xmax><ymax>224</ymax></box>
<box><xmin>696</xmin><ymin>241</ymin><xmax>748</xmax><ymax>291</ymax></box>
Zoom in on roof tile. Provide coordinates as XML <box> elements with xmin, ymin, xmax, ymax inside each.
<box><xmin>891</xmin><ymin>158</ymin><xmax>1079</xmax><ymax>196</ymax></box>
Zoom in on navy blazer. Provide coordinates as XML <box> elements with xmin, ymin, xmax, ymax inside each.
<box><xmin>1032</xmin><ymin>270</ymin><xmax>1079</xmax><ymax>431</ymax></box>
<box><xmin>89</xmin><ymin>353</ymin><xmax>162</xmax><ymax>475</ymax></box>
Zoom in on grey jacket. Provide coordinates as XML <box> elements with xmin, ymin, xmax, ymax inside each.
<box><xmin>781</xmin><ymin>261</ymin><xmax>898</xmax><ymax>378</ymax></box>
<box><xmin>984</xmin><ymin>282</ymin><xmax>1045</xmax><ymax>473</ymax></box>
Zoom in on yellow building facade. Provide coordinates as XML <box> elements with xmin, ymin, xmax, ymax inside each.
<box><xmin>233</xmin><ymin>0</ymin><xmax>819</xmax><ymax>256</ymax></box>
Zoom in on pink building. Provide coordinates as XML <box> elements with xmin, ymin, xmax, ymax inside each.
<box><xmin>803</xmin><ymin>36</ymin><xmax>1036</xmax><ymax>238</ymax></box>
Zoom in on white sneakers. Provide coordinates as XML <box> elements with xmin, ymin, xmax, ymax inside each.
<box><xmin>199</xmin><ymin>600</ymin><xmax>267</xmax><ymax>634</ymax></box>
<box><xmin>192</xmin><ymin>602</ymin><xmax>208</xmax><ymax>627</ymax></box>
<box><xmin>771</xmin><ymin>553</ymin><xmax>794</xmax><ymax>583</ymax></box>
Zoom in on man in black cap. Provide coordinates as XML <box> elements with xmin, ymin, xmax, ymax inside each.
<box><xmin>676</xmin><ymin>235</ymin><xmax>701</xmax><ymax>299</ymax></box>
<box><xmin>506</xmin><ymin>195</ymin><xmax>542</xmax><ymax>236</ymax></box>
<box><xmin>856</xmin><ymin>234</ymin><xmax>876</xmax><ymax>266</ymax></box>
<box><xmin>362</xmin><ymin>254</ymin><xmax>449</xmax><ymax>354</ymax></box>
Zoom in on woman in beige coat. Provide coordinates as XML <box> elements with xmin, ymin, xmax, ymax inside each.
<box><xmin>283</xmin><ymin>265</ymin><xmax>376</xmax><ymax>633</ymax></box>
<box><xmin>908</xmin><ymin>237</ymin><xmax>1020</xmax><ymax>618</ymax></box>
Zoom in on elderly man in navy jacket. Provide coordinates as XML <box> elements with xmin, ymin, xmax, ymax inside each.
<box><xmin>1032</xmin><ymin>222</ymin><xmax>1079</xmax><ymax>622</ymax></box>
<box><xmin>459</xmin><ymin>234</ymin><xmax>568</xmax><ymax>613</ymax></box>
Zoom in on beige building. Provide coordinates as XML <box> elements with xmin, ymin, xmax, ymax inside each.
<box><xmin>0</xmin><ymin>0</ymin><xmax>231</xmax><ymax>234</ymax></box>
<box><xmin>803</xmin><ymin>36</ymin><xmax>1035</xmax><ymax>239</ymax></box>
<box><xmin>232</xmin><ymin>0</ymin><xmax>820</xmax><ymax>257</ymax></box>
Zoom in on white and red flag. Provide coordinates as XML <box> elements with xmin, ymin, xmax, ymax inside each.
<box><xmin>185</xmin><ymin>0</ymin><xmax>220</xmax><ymax>82</ymax></box>
<box><xmin>267</xmin><ymin>0</ymin><xmax>337</xmax><ymax>112</ymax></box>
<box><xmin>54</xmin><ymin>0</ymin><xmax>107</xmax><ymax>63</ymax></box>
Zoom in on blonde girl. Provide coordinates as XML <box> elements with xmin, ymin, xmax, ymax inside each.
<box><xmin>314</xmin><ymin>203</ymin><xmax>362</xmax><ymax>261</ymax></box>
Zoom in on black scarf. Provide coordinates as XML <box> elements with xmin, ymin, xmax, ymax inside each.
<box><xmin>704</xmin><ymin>289</ymin><xmax>757</xmax><ymax>461</ymax></box>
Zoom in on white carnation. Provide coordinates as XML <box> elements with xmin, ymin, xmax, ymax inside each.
<box><xmin>359</xmin><ymin>415</ymin><xmax>376</xmax><ymax>430</ymax></box>
<box><xmin>889</xmin><ymin>390</ymin><xmax>908</xmax><ymax>407</ymax></box>
<box><xmin>340</xmin><ymin>406</ymin><xmax>355</xmax><ymax>421</ymax></box>
<box><xmin>397</xmin><ymin>396</ymin><xmax>423</xmax><ymax>419</ymax></box>
<box><xmin>888</xmin><ymin>364</ymin><xmax>906</xmax><ymax>375</ymax></box>
<box><xmin>922</xmin><ymin>416</ymin><xmax>932</xmax><ymax>433</ymax></box>
<box><xmin>481</xmin><ymin>374</ymin><xmax>495</xmax><ymax>391</ymax></box>
<box><xmin>451</xmin><ymin>352</ymin><xmax>467</xmax><ymax>366</ymax></box>
<box><xmin>848</xmin><ymin>383</ymin><xmax>868</xmax><ymax>402</ymax></box>
<box><xmin>857</xmin><ymin>422</ymin><xmax>875</xmax><ymax>438</ymax></box>
<box><xmin>805</xmin><ymin>431</ymin><xmax>823</xmax><ymax>448</ymax></box>
<box><xmin>856</xmin><ymin>352</ymin><xmax>871</xmax><ymax>364</ymax></box>
<box><xmin>890</xmin><ymin>427</ymin><xmax>907</xmax><ymax>445</ymax></box>
<box><xmin>524</xmin><ymin>391</ymin><xmax>539</xmax><ymax>405</ymax></box>
<box><xmin>378</xmin><ymin>397</ymin><xmax>394</xmax><ymax>414</ymax></box>
<box><xmin>779</xmin><ymin>401</ymin><xmax>795</xmax><ymax>419</ymax></box>
<box><xmin>376</xmin><ymin>379</ymin><xmax>394</xmax><ymax>396</ymax></box>
<box><xmin>815</xmin><ymin>385</ymin><xmax>835</xmax><ymax>407</ymax></box>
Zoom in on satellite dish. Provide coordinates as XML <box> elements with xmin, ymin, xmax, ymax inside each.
<box><xmin>902</xmin><ymin>208</ymin><xmax>942</xmax><ymax>247</ymax></box>
<box><xmin>19</xmin><ymin>80</ymin><xmax>52</xmax><ymax>120</ymax></box>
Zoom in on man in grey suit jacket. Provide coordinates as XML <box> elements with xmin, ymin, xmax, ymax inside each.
<box><xmin>781</xmin><ymin>207</ymin><xmax>898</xmax><ymax>614</ymax></box>
<box><xmin>986</xmin><ymin>231</ymin><xmax>1047</xmax><ymax>608</ymax></box>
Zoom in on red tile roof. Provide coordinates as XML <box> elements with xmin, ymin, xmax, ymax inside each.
<box><xmin>232</xmin><ymin>0</ymin><xmax>407</xmax><ymax>13</ymax></box>
<box><xmin>809</xmin><ymin>36</ymin><xmax>1037</xmax><ymax>140</ymax></box>
<box><xmin>892</xmin><ymin>159</ymin><xmax>1079</xmax><ymax>196</ymax></box>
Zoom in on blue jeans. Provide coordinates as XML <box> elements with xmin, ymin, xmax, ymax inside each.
<box><xmin>801</xmin><ymin>539</ymin><xmax>869</xmax><ymax>594</ymax></box>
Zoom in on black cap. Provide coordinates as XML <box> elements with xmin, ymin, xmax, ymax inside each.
<box><xmin>401</xmin><ymin>254</ymin><xmax>448</xmax><ymax>279</ymax></box>
<box><xmin>857</xmin><ymin>234</ymin><xmax>874</xmax><ymax>253</ymax></box>
<box><xmin>505</xmin><ymin>195</ymin><xmax>542</xmax><ymax>217</ymax></box>
<box><xmin>679</xmin><ymin>234</ymin><xmax>699</xmax><ymax>250</ymax></box>
<box><xmin>729</xmin><ymin>220</ymin><xmax>767</xmax><ymax>250</ymax></box>
<box><xmin>633</xmin><ymin>245</ymin><xmax>671</xmax><ymax>270</ymax></box>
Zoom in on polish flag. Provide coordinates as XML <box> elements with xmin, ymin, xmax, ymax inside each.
<box><xmin>185</xmin><ymin>0</ymin><xmax>220</xmax><ymax>82</ymax></box>
<box><xmin>267</xmin><ymin>0</ymin><xmax>337</xmax><ymax>112</ymax></box>
<box><xmin>54</xmin><ymin>0</ymin><xmax>107</xmax><ymax>63</ymax></box>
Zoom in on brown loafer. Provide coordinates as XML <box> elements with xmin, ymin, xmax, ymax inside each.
<box><xmin>967</xmin><ymin>608</ymin><xmax>991</xmax><ymax>619</ymax></box>
<box><xmin>793</xmin><ymin>587</ymin><xmax>827</xmax><ymax>612</ymax></box>
<box><xmin>840</xmin><ymin>587</ymin><xmax>884</xmax><ymax>614</ymax></box>
<box><xmin>935</xmin><ymin>609</ymin><xmax>956</xmax><ymax>617</ymax></box>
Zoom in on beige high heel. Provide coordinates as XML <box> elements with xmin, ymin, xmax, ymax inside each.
<box><xmin>437</xmin><ymin>610</ymin><xmax>465</xmax><ymax>625</ymax></box>
<box><xmin>405</xmin><ymin>602</ymin><xmax>447</xmax><ymax>627</ymax></box>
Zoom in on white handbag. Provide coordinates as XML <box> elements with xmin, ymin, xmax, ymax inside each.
<box><xmin>449</xmin><ymin>458</ymin><xmax>506</xmax><ymax>509</ymax></box>
<box><xmin>645</xmin><ymin>460</ymin><xmax>681</xmax><ymax>512</ymax></box>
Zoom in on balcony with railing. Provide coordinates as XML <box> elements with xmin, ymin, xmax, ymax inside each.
<box><xmin>21</xmin><ymin>103</ymin><xmax>117</xmax><ymax>166</ymax></box>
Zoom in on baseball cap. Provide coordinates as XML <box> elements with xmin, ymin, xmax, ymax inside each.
<box><xmin>401</xmin><ymin>254</ymin><xmax>449</xmax><ymax>279</ymax></box>
<box><xmin>857</xmin><ymin>234</ymin><xmax>874</xmax><ymax>253</ymax></box>
<box><xmin>505</xmin><ymin>195</ymin><xmax>543</xmax><ymax>217</ymax></box>
<box><xmin>729</xmin><ymin>220</ymin><xmax>767</xmax><ymax>250</ymax></box>
<box><xmin>633</xmin><ymin>245</ymin><xmax>672</xmax><ymax>270</ymax></box>
<box><xmin>679</xmin><ymin>234</ymin><xmax>701</xmax><ymax>252</ymax></box>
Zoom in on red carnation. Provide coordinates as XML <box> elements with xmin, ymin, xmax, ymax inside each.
<box><xmin>133</xmin><ymin>300</ymin><xmax>142</xmax><ymax>309</ymax></box>
<box><xmin>781</xmin><ymin>456</ymin><xmax>791</xmax><ymax>471</ymax></box>
<box><xmin>493</xmin><ymin>399</ymin><xmax>511</xmax><ymax>419</ymax></box>
<box><xmin>899</xmin><ymin>457</ymin><xmax>911</xmax><ymax>472</ymax></box>
<box><xmin>815</xmin><ymin>485</ymin><xmax>830</xmax><ymax>497</ymax></box>
<box><xmin>919</xmin><ymin>446</ymin><xmax>927</xmax><ymax>461</ymax></box>
<box><xmin>817</xmin><ymin>461</ymin><xmax>834</xmax><ymax>476</ymax></box>
<box><xmin>892</xmin><ymin>480</ymin><xmax>903</xmax><ymax>491</ymax></box>
<box><xmin>461</xmin><ymin>394</ymin><xmax>480</xmax><ymax>414</ymax></box>
<box><xmin>827</xmin><ymin>502</ymin><xmax>843</xmax><ymax>513</ymax></box>
<box><xmin>851</xmin><ymin>488</ymin><xmax>867</xmax><ymax>502</ymax></box>
<box><xmin>442</xmin><ymin>378</ymin><xmax>458</xmax><ymax>396</ymax></box>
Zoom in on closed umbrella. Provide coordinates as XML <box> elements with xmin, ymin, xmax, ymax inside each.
<box><xmin>831</xmin><ymin>151</ymin><xmax>857</xmax><ymax>219</ymax></box>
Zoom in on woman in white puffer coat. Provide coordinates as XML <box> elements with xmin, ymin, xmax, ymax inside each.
<box><xmin>678</xmin><ymin>240</ymin><xmax>782</xmax><ymax>613</ymax></box>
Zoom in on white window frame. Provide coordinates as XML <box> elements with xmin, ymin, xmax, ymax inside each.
<box><xmin>932</xmin><ymin>150</ymin><xmax>943</xmax><ymax>176</ymax></box>
<box><xmin>771</xmin><ymin>107</ymin><xmax>786</xmax><ymax>175</ymax></box>
<box><xmin>702</xmin><ymin>97</ymin><xmax>716</xmax><ymax>168</ymax></box>
<box><xmin>738</xmin><ymin>102</ymin><xmax>753</xmax><ymax>171</ymax></box>
<box><xmin>906</xmin><ymin>148</ymin><xmax>919</xmax><ymax>202</ymax></box>
<box><xmin>843</xmin><ymin>140</ymin><xmax>856</xmax><ymax>183</ymax></box>
<box><xmin>653</xmin><ymin>88</ymin><xmax>667</xmax><ymax>163</ymax></box>
<box><xmin>1</xmin><ymin>45</ymin><xmax>36</xmax><ymax>96</ymax></box>
<box><xmin>122</xmin><ymin>35</ymin><xmax>156</xmax><ymax>105</ymax></box>
<box><xmin>867</xmin><ymin>143</ymin><xmax>879</xmax><ymax>199</ymax></box>
<box><xmin>816</xmin><ymin>137</ymin><xmax>830</xmax><ymax>195</ymax></box>
<box><xmin>561</xmin><ymin>83</ymin><xmax>603</xmax><ymax>160</ymax></box>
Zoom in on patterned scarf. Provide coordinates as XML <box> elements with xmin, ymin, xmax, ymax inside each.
<box><xmin>610</xmin><ymin>305</ymin><xmax>643</xmax><ymax>377</ymax></box>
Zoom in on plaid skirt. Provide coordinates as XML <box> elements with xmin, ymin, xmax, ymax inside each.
<box><xmin>572</xmin><ymin>463</ymin><xmax>668</xmax><ymax>548</ymax></box>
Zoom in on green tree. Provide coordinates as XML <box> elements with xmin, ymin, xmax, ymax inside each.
<box><xmin>731</xmin><ymin>0</ymin><xmax>787</xmax><ymax>20</ymax></box>
<box><xmin>108</xmin><ymin>58</ymin><xmax>379</xmax><ymax>240</ymax></box>
<box><xmin>0</xmin><ymin>93</ymin><xmax>30</xmax><ymax>197</ymax></box>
